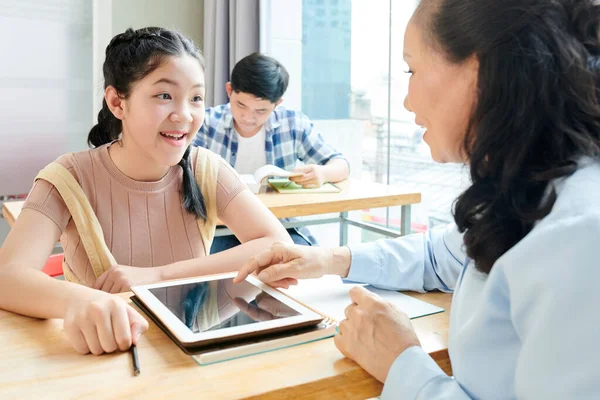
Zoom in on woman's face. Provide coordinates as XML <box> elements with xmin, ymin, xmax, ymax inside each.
<box><xmin>403</xmin><ymin>18</ymin><xmax>479</xmax><ymax>163</ymax></box>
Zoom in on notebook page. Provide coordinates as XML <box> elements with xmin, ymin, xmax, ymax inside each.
<box><xmin>283</xmin><ymin>275</ymin><xmax>444</xmax><ymax>321</ymax></box>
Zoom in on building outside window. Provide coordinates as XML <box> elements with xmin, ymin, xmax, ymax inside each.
<box><xmin>267</xmin><ymin>0</ymin><xmax>469</xmax><ymax>246</ymax></box>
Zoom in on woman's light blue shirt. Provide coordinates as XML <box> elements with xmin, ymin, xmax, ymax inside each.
<box><xmin>347</xmin><ymin>161</ymin><xmax>600</xmax><ymax>399</ymax></box>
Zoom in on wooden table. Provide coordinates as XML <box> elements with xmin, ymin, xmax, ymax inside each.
<box><xmin>0</xmin><ymin>291</ymin><xmax>451</xmax><ymax>399</ymax></box>
<box><xmin>3</xmin><ymin>180</ymin><xmax>421</xmax><ymax>244</ymax></box>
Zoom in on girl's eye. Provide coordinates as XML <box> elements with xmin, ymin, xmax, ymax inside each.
<box><xmin>157</xmin><ymin>93</ymin><xmax>171</xmax><ymax>100</ymax></box>
<box><xmin>404</xmin><ymin>69</ymin><xmax>414</xmax><ymax>75</ymax></box>
<box><xmin>192</xmin><ymin>95</ymin><xmax>204</xmax><ymax>103</ymax></box>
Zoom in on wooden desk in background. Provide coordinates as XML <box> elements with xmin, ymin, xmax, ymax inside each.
<box><xmin>1</xmin><ymin>200</ymin><xmax>20</xmax><ymax>227</ymax></box>
<box><xmin>2</xmin><ymin>180</ymin><xmax>421</xmax><ymax>244</ymax></box>
<box><xmin>0</xmin><ymin>291</ymin><xmax>451</xmax><ymax>399</ymax></box>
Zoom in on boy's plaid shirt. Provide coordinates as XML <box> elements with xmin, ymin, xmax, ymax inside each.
<box><xmin>192</xmin><ymin>103</ymin><xmax>349</xmax><ymax>244</ymax></box>
<box><xmin>192</xmin><ymin>103</ymin><xmax>347</xmax><ymax>171</ymax></box>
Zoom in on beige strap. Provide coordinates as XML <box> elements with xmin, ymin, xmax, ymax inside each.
<box><xmin>35</xmin><ymin>163</ymin><xmax>117</xmax><ymax>282</ymax></box>
<box><xmin>35</xmin><ymin>149</ymin><xmax>220</xmax><ymax>283</ymax></box>
<box><xmin>194</xmin><ymin>147</ymin><xmax>220</xmax><ymax>255</ymax></box>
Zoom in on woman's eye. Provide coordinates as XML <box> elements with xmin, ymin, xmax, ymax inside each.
<box><xmin>157</xmin><ymin>93</ymin><xmax>172</xmax><ymax>100</ymax></box>
<box><xmin>192</xmin><ymin>95</ymin><xmax>204</xmax><ymax>103</ymax></box>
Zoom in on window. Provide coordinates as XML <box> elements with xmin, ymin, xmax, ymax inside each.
<box><xmin>268</xmin><ymin>0</ymin><xmax>469</xmax><ymax>246</ymax></box>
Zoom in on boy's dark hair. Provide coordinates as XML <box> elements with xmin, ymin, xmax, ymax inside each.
<box><xmin>417</xmin><ymin>0</ymin><xmax>600</xmax><ymax>273</ymax></box>
<box><xmin>230</xmin><ymin>52</ymin><xmax>289</xmax><ymax>103</ymax></box>
<box><xmin>87</xmin><ymin>27</ymin><xmax>207</xmax><ymax>220</ymax></box>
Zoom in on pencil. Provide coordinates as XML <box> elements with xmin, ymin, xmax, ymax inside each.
<box><xmin>131</xmin><ymin>344</ymin><xmax>140</xmax><ymax>376</ymax></box>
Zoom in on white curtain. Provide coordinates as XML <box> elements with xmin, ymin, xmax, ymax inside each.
<box><xmin>203</xmin><ymin>0</ymin><xmax>260</xmax><ymax>106</ymax></box>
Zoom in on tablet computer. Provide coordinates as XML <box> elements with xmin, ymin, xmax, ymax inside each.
<box><xmin>131</xmin><ymin>273</ymin><xmax>324</xmax><ymax>348</ymax></box>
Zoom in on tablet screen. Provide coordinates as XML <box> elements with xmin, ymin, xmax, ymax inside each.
<box><xmin>148</xmin><ymin>278</ymin><xmax>301</xmax><ymax>334</ymax></box>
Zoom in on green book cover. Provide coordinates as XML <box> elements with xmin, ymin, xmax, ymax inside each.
<box><xmin>267</xmin><ymin>178</ymin><xmax>341</xmax><ymax>194</ymax></box>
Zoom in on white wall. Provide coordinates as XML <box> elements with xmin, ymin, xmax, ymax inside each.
<box><xmin>112</xmin><ymin>0</ymin><xmax>204</xmax><ymax>48</ymax></box>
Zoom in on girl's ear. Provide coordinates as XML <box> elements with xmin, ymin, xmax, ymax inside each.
<box><xmin>105</xmin><ymin>86</ymin><xmax>125</xmax><ymax>121</ymax></box>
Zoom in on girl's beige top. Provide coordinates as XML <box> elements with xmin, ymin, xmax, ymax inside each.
<box><xmin>23</xmin><ymin>143</ymin><xmax>246</xmax><ymax>286</ymax></box>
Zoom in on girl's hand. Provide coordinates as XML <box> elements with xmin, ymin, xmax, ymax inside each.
<box><xmin>94</xmin><ymin>264</ymin><xmax>162</xmax><ymax>293</ymax></box>
<box><xmin>63</xmin><ymin>291</ymin><xmax>149</xmax><ymax>355</ymax></box>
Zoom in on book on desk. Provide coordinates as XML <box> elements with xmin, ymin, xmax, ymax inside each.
<box><xmin>239</xmin><ymin>165</ymin><xmax>304</xmax><ymax>194</ymax></box>
<box><xmin>267</xmin><ymin>178</ymin><xmax>342</xmax><ymax>194</ymax></box>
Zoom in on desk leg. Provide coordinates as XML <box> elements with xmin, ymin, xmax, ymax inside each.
<box><xmin>339</xmin><ymin>211</ymin><xmax>349</xmax><ymax>246</ymax></box>
<box><xmin>401</xmin><ymin>205</ymin><xmax>412</xmax><ymax>236</ymax></box>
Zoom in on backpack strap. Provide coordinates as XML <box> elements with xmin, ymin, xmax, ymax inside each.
<box><xmin>35</xmin><ymin>162</ymin><xmax>116</xmax><ymax>283</ymax></box>
<box><xmin>193</xmin><ymin>147</ymin><xmax>221</xmax><ymax>255</ymax></box>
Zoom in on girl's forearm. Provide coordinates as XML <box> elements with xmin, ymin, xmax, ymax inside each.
<box><xmin>158</xmin><ymin>235</ymin><xmax>292</xmax><ymax>281</ymax></box>
<box><xmin>0</xmin><ymin>267</ymin><xmax>96</xmax><ymax>319</ymax></box>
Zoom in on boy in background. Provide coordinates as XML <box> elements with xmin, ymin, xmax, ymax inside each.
<box><xmin>193</xmin><ymin>53</ymin><xmax>349</xmax><ymax>253</ymax></box>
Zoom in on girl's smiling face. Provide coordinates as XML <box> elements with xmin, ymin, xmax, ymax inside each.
<box><xmin>117</xmin><ymin>54</ymin><xmax>205</xmax><ymax>167</ymax></box>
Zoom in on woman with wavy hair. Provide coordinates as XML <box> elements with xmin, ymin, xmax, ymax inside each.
<box><xmin>235</xmin><ymin>0</ymin><xmax>600</xmax><ymax>397</ymax></box>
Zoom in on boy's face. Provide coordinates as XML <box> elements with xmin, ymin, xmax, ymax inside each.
<box><xmin>226</xmin><ymin>82</ymin><xmax>282</xmax><ymax>138</ymax></box>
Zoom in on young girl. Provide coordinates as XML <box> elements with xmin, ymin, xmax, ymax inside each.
<box><xmin>0</xmin><ymin>27</ymin><xmax>291</xmax><ymax>356</ymax></box>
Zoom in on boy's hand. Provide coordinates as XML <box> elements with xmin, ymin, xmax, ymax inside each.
<box><xmin>290</xmin><ymin>165</ymin><xmax>326</xmax><ymax>188</ymax></box>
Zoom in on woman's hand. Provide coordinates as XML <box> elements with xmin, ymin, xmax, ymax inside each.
<box><xmin>334</xmin><ymin>286</ymin><xmax>421</xmax><ymax>383</ymax></box>
<box><xmin>234</xmin><ymin>242</ymin><xmax>350</xmax><ymax>287</ymax></box>
<box><xmin>94</xmin><ymin>264</ymin><xmax>162</xmax><ymax>293</ymax></box>
<box><xmin>63</xmin><ymin>291</ymin><xmax>149</xmax><ymax>355</ymax></box>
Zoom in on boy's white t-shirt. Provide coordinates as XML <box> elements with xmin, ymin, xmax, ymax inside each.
<box><xmin>233</xmin><ymin>126</ymin><xmax>267</xmax><ymax>174</ymax></box>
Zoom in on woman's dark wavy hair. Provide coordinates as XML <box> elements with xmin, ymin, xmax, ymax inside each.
<box><xmin>416</xmin><ymin>0</ymin><xmax>600</xmax><ymax>273</ymax></box>
<box><xmin>88</xmin><ymin>27</ymin><xmax>207</xmax><ymax>220</ymax></box>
